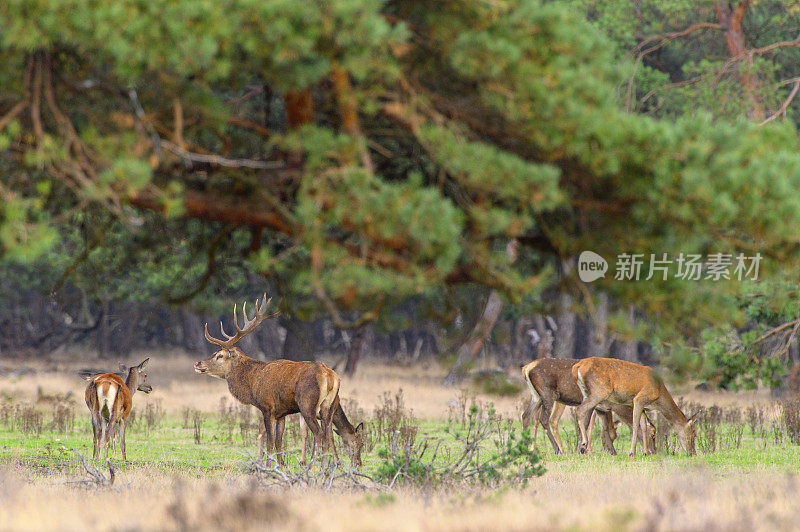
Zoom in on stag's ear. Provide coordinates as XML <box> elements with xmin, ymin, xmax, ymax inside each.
<box><xmin>355</xmin><ymin>422</ymin><xmax>364</xmax><ymax>432</ymax></box>
<box><xmin>334</xmin><ymin>428</ymin><xmax>341</xmax><ymax>436</ymax></box>
<box><xmin>119</xmin><ymin>363</ymin><xmax>128</xmax><ymax>373</ymax></box>
<box><xmin>138</xmin><ymin>357</ymin><xmax>150</xmax><ymax>369</ymax></box>
<box><xmin>688</xmin><ymin>416</ymin><xmax>698</xmax><ymax>427</ymax></box>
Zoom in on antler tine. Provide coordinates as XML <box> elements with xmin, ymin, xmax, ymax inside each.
<box><xmin>257</xmin><ymin>294</ymin><xmax>271</xmax><ymax>316</ymax></box>
<box><xmin>231</xmin><ymin>303</ymin><xmax>242</xmax><ymax>333</ymax></box>
<box><xmin>219</xmin><ymin>321</ymin><xmax>236</xmax><ymax>341</ymax></box>
<box><xmin>204</xmin><ymin>322</ymin><xmax>227</xmax><ymax>347</ymax></box>
<box><xmin>203</xmin><ymin>295</ymin><xmax>277</xmax><ymax>349</ymax></box>
<box><xmin>241</xmin><ymin>300</ymin><xmax>256</xmax><ymax>330</ymax></box>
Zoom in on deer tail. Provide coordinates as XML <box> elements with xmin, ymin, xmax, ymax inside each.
<box><xmin>522</xmin><ymin>364</ymin><xmax>539</xmax><ymax>403</ymax></box>
<box><xmin>96</xmin><ymin>382</ymin><xmax>118</xmax><ymax>421</ymax></box>
<box><xmin>576</xmin><ymin>369</ymin><xmax>589</xmax><ymax>400</ymax></box>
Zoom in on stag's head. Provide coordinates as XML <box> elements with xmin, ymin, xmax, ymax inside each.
<box><xmin>677</xmin><ymin>416</ymin><xmax>697</xmax><ymax>456</ymax></box>
<box><xmin>195</xmin><ymin>294</ymin><xmax>278</xmax><ymax>379</ymax></box>
<box><xmin>121</xmin><ymin>358</ymin><xmax>152</xmax><ymax>393</ymax></box>
<box><xmin>194</xmin><ymin>347</ymin><xmax>242</xmax><ymax>379</ymax></box>
<box><xmin>335</xmin><ymin>422</ymin><xmax>365</xmax><ymax>469</ymax></box>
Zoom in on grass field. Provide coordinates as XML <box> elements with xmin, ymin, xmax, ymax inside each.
<box><xmin>1</xmin><ymin>350</ymin><xmax>799</xmax><ymax>531</ymax></box>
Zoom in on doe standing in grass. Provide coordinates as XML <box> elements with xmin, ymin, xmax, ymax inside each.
<box><xmin>521</xmin><ymin>358</ymin><xmax>657</xmax><ymax>454</ymax></box>
<box><xmin>83</xmin><ymin>358</ymin><xmax>152</xmax><ymax>460</ymax></box>
<box><xmin>573</xmin><ymin>357</ymin><xmax>696</xmax><ymax>456</ymax></box>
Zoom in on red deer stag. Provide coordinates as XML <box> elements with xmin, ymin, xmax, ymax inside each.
<box><xmin>84</xmin><ymin>358</ymin><xmax>152</xmax><ymax>460</ymax></box>
<box><xmin>573</xmin><ymin>357</ymin><xmax>696</xmax><ymax>456</ymax></box>
<box><xmin>194</xmin><ymin>295</ymin><xmax>349</xmax><ymax>466</ymax></box>
<box><xmin>522</xmin><ymin>358</ymin><xmax>656</xmax><ymax>454</ymax></box>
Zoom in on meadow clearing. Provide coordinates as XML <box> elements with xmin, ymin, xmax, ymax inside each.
<box><xmin>1</xmin><ymin>350</ymin><xmax>799</xmax><ymax>531</ymax></box>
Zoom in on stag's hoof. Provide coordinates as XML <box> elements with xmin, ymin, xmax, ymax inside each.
<box><xmin>629</xmin><ymin>452</ymin><xmax>637</xmax><ymax>458</ymax></box>
<box><xmin>579</xmin><ymin>445</ymin><xmax>588</xmax><ymax>454</ymax></box>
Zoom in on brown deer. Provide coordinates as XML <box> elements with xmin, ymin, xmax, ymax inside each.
<box><xmin>194</xmin><ymin>294</ymin><xmax>349</xmax><ymax>466</ymax></box>
<box><xmin>522</xmin><ymin>358</ymin><xmax>656</xmax><ymax>454</ymax></box>
<box><xmin>83</xmin><ymin>358</ymin><xmax>152</xmax><ymax>460</ymax></box>
<box><xmin>573</xmin><ymin>357</ymin><xmax>696</xmax><ymax>456</ymax></box>
<box><xmin>274</xmin><ymin>400</ymin><xmax>365</xmax><ymax>468</ymax></box>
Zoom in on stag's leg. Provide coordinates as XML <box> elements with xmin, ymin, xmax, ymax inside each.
<box><xmin>300</xmin><ymin>410</ymin><xmax>324</xmax><ymax>467</ymax></box>
<box><xmin>274</xmin><ymin>417</ymin><xmax>285</xmax><ymax>466</ymax></box>
<box><xmin>258</xmin><ymin>409</ymin><xmax>276</xmax><ymax>463</ymax></box>
<box><xmin>630</xmin><ymin>396</ymin><xmax>645</xmax><ymax>457</ymax></box>
<box><xmin>549</xmin><ymin>402</ymin><xmax>566</xmax><ymax>453</ymax></box>
<box><xmin>298</xmin><ymin>386</ymin><xmax>325</xmax><ymax>466</ymax></box>
<box><xmin>299</xmin><ymin>415</ymin><xmax>309</xmax><ymax>465</ymax></box>
<box><xmin>321</xmin><ymin>402</ymin><xmax>337</xmax><ymax>463</ymax></box>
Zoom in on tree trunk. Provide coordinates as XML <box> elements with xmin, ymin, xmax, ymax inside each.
<box><xmin>284</xmin><ymin>88</ymin><xmax>314</xmax><ymax>129</ymax></box>
<box><xmin>443</xmin><ymin>241</ymin><xmax>518</xmax><ymax>385</ymax></box>
<box><xmin>617</xmin><ymin>305</ymin><xmax>640</xmax><ymax>363</ymax></box>
<box><xmin>713</xmin><ymin>1</ymin><xmax>764</xmax><ymax>121</ymax></box>
<box><xmin>344</xmin><ymin>325</ymin><xmax>366</xmax><ymax>376</ymax></box>
<box><xmin>97</xmin><ymin>298</ymin><xmax>111</xmax><ymax>359</ymax></box>
<box><xmin>180</xmin><ymin>309</ymin><xmax>206</xmax><ymax>355</ymax></box>
<box><xmin>114</xmin><ymin>306</ymin><xmax>141</xmax><ymax>357</ymax></box>
<box><xmin>587</xmin><ymin>292</ymin><xmax>611</xmax><ymax>356</ymax></box>
<box><xmin>553</xmin><ymin>291</ymin><xmax>576</xmax><ymax>358</ymax></box>
<box><xmin>281</xmin><ymin>316</ymin><xmax>315</xmax><ymax>361</ymax></box>
<box><xmin>443</xmin><ymin>289</ymin><xmax>504</xmax><ymax>386</ymax></box>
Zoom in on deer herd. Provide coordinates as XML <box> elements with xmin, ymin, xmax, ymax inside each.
<box><xmin>81</xmin><ymin>294</ymin><xmax>696</xmax><ymax>466</ymax></box>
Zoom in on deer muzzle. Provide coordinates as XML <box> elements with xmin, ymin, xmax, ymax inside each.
<box><xmin>194</xmin><ymin>361</ymin><xmax>207</xmax><ymax>374</ymax></box>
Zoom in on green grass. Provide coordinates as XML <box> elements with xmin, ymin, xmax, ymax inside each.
<box><xmin>2</xmin><ymin>406</ymin><xmax>799</xmax><ymax>483</ymax></box>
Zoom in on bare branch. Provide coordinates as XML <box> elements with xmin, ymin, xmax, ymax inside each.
<box><xmin>630</xmin><ymin>22</ymin><xmax>722</xmax><ymax>58</ymax></box>
<box><xmin>0</xmin><ymin>100</ymin><xmax>28</xmax><ymax>132</ymax></box>
<box><xmin>760</xmin><ymin>77</ymin><xmax>800</xmax><ymax>125</ymax></box>
<box><xmin>752</xmin><ymin>318</ymin><xmax>800</xmax><ymax>345</ymax></box>
<box><xmin>639</xmin><ymin>76</ymin><xmax>704</xmax><ymax>107</ymax></box>
<box><xmin>160</xmin><ymin>140</ymin><xmax>283</xmax><ymax>169</ymax></box>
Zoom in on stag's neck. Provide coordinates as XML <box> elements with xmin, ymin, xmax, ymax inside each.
<box><xmin>226</xmin><ymin>353</ymin><xmax>262</xmax><ymax>406</ymax></box>
<box><xmin>656</xmin><ymin>386</ymin><xmax>688</xmax><ymax>428</ymax></box>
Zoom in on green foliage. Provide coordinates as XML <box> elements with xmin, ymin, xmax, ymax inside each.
<box><xmin>700</xmin><ymin>327</ymin><xmax>787</xmax><ymax>390</ymax></box>
<box><xmin>2</xmin><ymin>0</ymin><xmax>800</xmax><ymax>357</ymax></box>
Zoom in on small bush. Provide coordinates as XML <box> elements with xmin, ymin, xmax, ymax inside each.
<box><xmin>15</xmin><ymin>403</ymin><xmax>43</xmax><ymax>435</ymax></box>
<box><xmin>472</xmin><ymin>371</ymin><xmax>522</xmax><ymax>397</ymax></box>
<box><xmin>782</xmin><ymin>397</ymin><xmax>800</xmax><ymax>445</ymax></box>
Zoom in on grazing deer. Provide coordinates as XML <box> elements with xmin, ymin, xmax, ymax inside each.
<box><xmin>522</xmin><ymin>358</ymin><xmax>656</xmax><ymax>454</ymax></box>
<box><xmin>83</xmin><ymin>358</ymin><xmax>152</xmax><ymax>460</ymax></box>
<box><xmin>573</xmin><ymin>357</ymin><xmax>696</xmax><ymax>456</ymax></box>
<box><xmin>274</xmin><ymin>400</ymin><xmax>365</xmax><ymax>468</ymax></box>
<box><xmin>194</xmin><ymin>294</ymin><xmax>351</xmax><ymax>466</ymax></box>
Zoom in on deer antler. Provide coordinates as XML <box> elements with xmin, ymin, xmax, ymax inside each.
<box><xmin>204</xmin><ymin>293</ymin><xmax>279</xmax><ymax>348</ymax></box>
